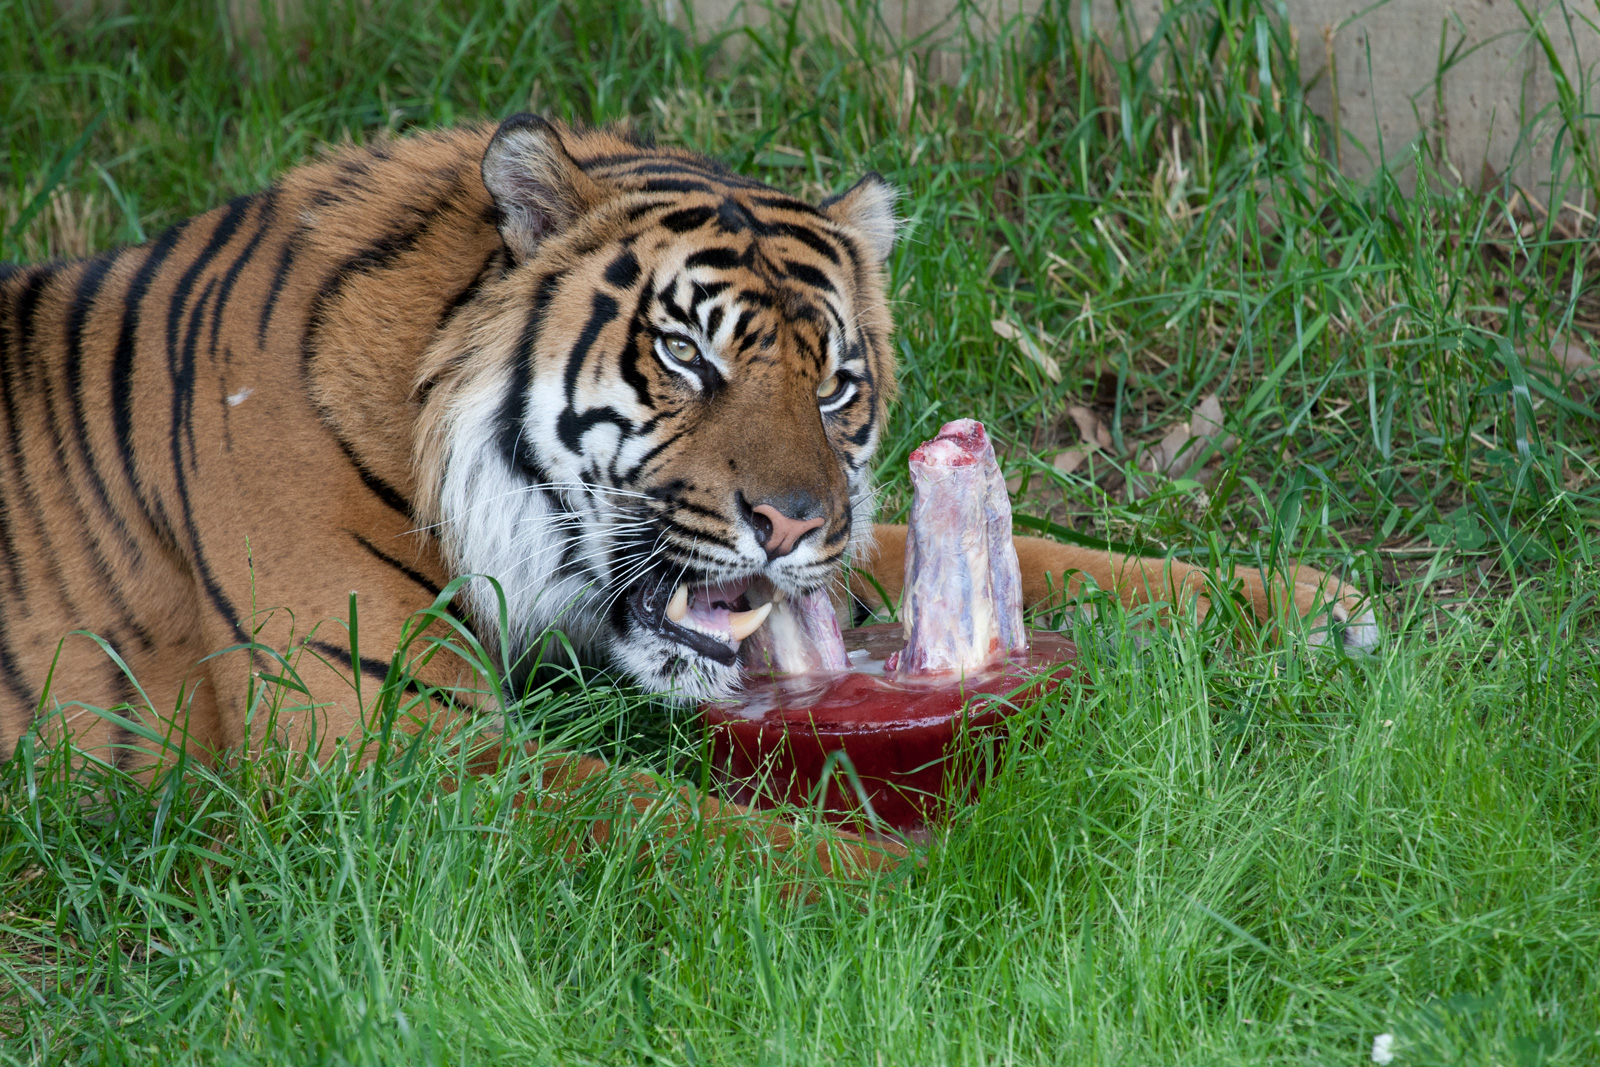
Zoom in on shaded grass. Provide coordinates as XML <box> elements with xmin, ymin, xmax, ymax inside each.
<box><xmin>3</xmin><ymin>0</ymin><xmax>1600</xmax><ymax>1062</ymax></box>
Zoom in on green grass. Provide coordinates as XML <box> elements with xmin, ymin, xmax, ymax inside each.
<box><xmin>4</xmin><ymin>0</ymin><xmax>1600</xmax><ymax>1062</ymax></box>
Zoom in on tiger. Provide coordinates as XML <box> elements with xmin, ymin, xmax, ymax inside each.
<box><xmin>0</xmin><ymin>114</ymin><xmax>1377</xmax><ymax>839</ymax></box>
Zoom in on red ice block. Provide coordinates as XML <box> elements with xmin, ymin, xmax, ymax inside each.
<box><xmin>704</xmin><ymin>625</ymin><xmax>1075</xmax><ymax>836</ymax></box>
<box><xmin>702</xmin><ymin>419</ymin><xmax>1078</xmax><ymax>836</ymax></box>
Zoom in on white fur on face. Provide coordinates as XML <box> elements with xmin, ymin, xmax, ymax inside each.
<box><xmin>423</xmin><ymin>225</ymin><xmax>887</xmax><ymax>702</ymax></box>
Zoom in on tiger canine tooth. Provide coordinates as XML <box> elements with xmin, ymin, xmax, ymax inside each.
<box><xmin>727</xmin><ymin>601</ymin><xmax>774</xmax><ymax>642</ymax></box>
<box><xmin>666</xmin><ymin>584</ymin><xmax>689</xmax><ymax>623</ymax></box>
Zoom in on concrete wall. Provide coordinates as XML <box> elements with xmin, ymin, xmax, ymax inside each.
<box><xmin>677</xmin><ymin>0</ymin><xmax>1600</xmax><ymax>199</ymax></box>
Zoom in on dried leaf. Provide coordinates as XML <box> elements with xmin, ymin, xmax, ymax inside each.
<box><xmin>1189</xmin><ymin>393</ymin><xmax>1236</xmax><ymax>453</ymax></box>
<box><xmin>1141</xmin><ymin>421</ymin><xmax>1195</xmax><ymax>475</ymax></box>
<box><xmin>992</xmin><ymin>318</ymin><xmax>1061</xmax><ymax>382</ymax></box>
<box><xmin>1547</xmin><ymin>335</ymin><xmax>1597</xmax><ymax>377</ymax></box>
<box><xmin>1520</xmin><ymin>334</ymin><xmax>1597</xmax><ymax>384</ymax></box>
<box><xmin>897</xmin><ymin>64</ymin><xmax>916</xmax><ymax>135</ymax></box>
<box><xmin>1130</xmin><ymin>393</ymin><xmax>1239</xmax><ymax>500</ymax></box>
<box><xmin>1063</xmin><ymin>404</ymin><xmax>1112</xmax><ymax>451</ymax></box>
<box><xmin>1051</xmin><ymin>448</ymin><xmax>1090</xmax><ymax>474</ymax></box>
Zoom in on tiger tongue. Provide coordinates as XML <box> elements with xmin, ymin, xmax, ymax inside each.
<box><xmin>664</xmin><ymin>579</ymin><xmax>773</xmax><ymax>645</ymax></box>
<box><xmin>738</xmin><ymin>588</ymin><xmax>849</xmax><ymax>675</ymax></box>
<box><xmin>694</xmin><ymin>580</ymin><xmax>750</xmax><ymax>611</ymax></box>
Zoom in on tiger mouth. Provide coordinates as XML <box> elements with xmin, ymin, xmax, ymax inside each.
<box><xmin>628</xmin><ymin>576</ymin><xmax>776</xmax><ymax>666</ymax></box>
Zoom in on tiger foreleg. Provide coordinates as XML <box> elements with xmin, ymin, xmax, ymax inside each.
<box><xmin>856</xmin><ymin>523</ymin><xmax>1379</xmax><ymax>651</ymax></box>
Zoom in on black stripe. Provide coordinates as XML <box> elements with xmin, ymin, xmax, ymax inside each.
<box><xmin>643</xmin><ymin>178</ymin><xmax>719</xmax><ymax>196</ymax></box>
<box><xmin>335</xmin><ymin>434</ymin><xmax>414</xmax><ymax>518</ymax></box>
<box><xmin>624</xmin><ymin>199</ymin><xmax>677</xmax><ymax>222</ymax></box>
<box><xmin>350</xmin><ymin>531</ymin><xmax>442</xmax><ymax>597</ymax></box>
<box><xmin>108</xmin><ymin>670</ymin><xmax>139</xmax><ymax>772</ymax></box>
<box><xmin>685</xmin><ymin>247</ymin><xmax>740</xmax><ymax>271</ymax></box>
<box><xmin>12</xmin><ymin>266</ymin><xmax>51</xmax><ymax>390</ymax></box>
<box><xmin>33</xmin><ymin>260</ymin><xmax>150</xmax><ymax>646</ymax></box>
<box><xmin>436</xmin><ymin>248</ymin><xmax>502</xmax><ymax>330</ymax></box>
<box><xmin>0</xmin><ymin>622</ymin><xmax>36</xmax><ymax>723</ymax></box>
<box><xmin>774</xmin><ymin>221</ymin><xmax>841</xmax><ymax>264</ymax></box>
<box><xmin>2</xmin><ymin>266</ymin><xmax>88</xmax><ymax>621</ymax></box>
<box><xmin>690</xmin><ymin>280</ymin><xmax>731</xmax><ymax>308</ymax></box>
<box><xmin>302</xmin><ymin>200</ymin><xmax>458</xmax><ymax>518</ymax></box>
<box><xmin>112</xmin><ymin>219</ymin><xmax>192</xmax><ymax>543</ymax></box>
<box><xmin>783</xmin><ymin>259</ymin><xmax>834</xmax><ymax>292</ymax></box>
<box><xmin>603</xmin><ymin>249</ymin><xmax>640</xmax><ymax>289</ymax></box>
<box><xmin>306</xmin><ymin>637</ymin><xmax>425</xmax><ymax>692</ymax></box>
<box><xmin>555</xmin><ymin>291</ymin><xmax>623</xmax><ymax>454</ymax></box>
<box><xmin>178</xmin><ymin>277</ymin><xmax>219</xmax><ymax>468</ymax></box>
<box><xmin>556</xmin><ymin>404</ymin><xmax>633</xmax><ymax>456</ymax></box>
<box><xmin>496</xmin><ymin>272</ymin><xmax>566</xmax><ymax>509</ymax></box>
<box><xmin>656</xmin><ymin>514</ymin><xmax>737</xmax><ymax>550</ymax></box>
<box><xmin>845</xmin><ymin>410</ymin><xmax>877</xmax><ymax>447</ymax></box>
<box><xmin>0</xmin><ymin>340</ymin><xmax>32</xmax><ymax>718</ymax></box>
<box><xmin>63</xmin><ymin>251</ymin><xmax>145</xmax><ymax>562</ymax></box>
<box><xmin>618</xmin><ymin>426</ymin><xmax>689</xmax><ymax>483</ymax></box>
<box><xmin>591</xmin><ymin>156</ymin><xmax>763</xmax><ymax>189</ymax></box>
<box><xmin>257</xmin><ymin>214</ymin><xmax>300</xmax><ymax>345</ymax></box>
<box><xmin>55</xmin><ymin>253</ymin><xmax>155</xmax><ymax>647</ymax></box>
<box><xmin>0</xmin><ymin>269</ymin><xmax>50</xmax><ymax>594</ymax></box>
<box><xmin>660</xmin><ymin>206</ymin><xmax>716</xmax><ymax>233</ymax></box>
<box><xmin>166</xmin><ymin>199</ymin><xmax>253</xmax><ymax>642</ymax></box>
<box><xmin>209</xmin><ymin>191</ymin><xmax>275</xmax><ymax>362</ymax></box>
<box><xmin>747</xmin><ymin>193</ymin><xmax>823</xmax><ymax>216</ymax></box>
<box><xmin>618</xmin><ymin>286</ymin><xmax>656</xmax><ymax>411</ymax></box>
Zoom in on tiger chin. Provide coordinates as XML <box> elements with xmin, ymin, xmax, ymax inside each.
<box><xmin>0</xmin><ymin>112</ymin><xmax>1376</xmax><ymax>799</ymax></box>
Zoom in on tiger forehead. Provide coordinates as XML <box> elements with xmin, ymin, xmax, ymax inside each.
<box><xmin>610</xmin><ymin>217</ymin><xmax>852</xmax><ymax>355</ymax></box>
<box><xmin>645</xmin><ymin>250</ymin><xmax>839</xmax><ymax>359</ymax></box>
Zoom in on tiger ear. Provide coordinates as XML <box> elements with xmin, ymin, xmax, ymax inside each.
<box><xmin>481</xmin><ymin>114</ymin><xmax>607</xmax><ymax>263</ymax></box>
<box><xmin>822</xmin><ymin>173</ymin><xmax>899</xmax><ymax>265</ymax></box>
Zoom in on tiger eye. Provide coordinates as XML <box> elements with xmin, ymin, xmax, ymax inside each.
<box><xmin>816</xmin><ymin>374</ymin><xmax>841</xmax><ymax>399</ymax></box>
<box><xmin>665</xmin><ymin>337</ymin><xmax>699</xmax><ymax>363</ymax></box>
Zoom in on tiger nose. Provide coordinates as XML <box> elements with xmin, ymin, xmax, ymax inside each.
<box><xmin>750</xmin><ymin>504</ymin><xmax>825</xmax><ymax>560</ymax></box>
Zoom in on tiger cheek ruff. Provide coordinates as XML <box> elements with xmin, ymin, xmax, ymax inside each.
<box><xmin>0</xmin><ymin>114</ymin><xmax>899</xmax><ymax>770</ymax></box>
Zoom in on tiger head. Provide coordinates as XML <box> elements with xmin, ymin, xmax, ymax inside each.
<box><xmin>416</xmin><ymin>116</ymin><xmax>898</xmax><ymax>701</ymax></box>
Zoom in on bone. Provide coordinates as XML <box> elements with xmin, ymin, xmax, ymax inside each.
<box><xmin>886</xmin><ymin>419</ymin><xmax>1026</xmax><ymax>674</ymax></box>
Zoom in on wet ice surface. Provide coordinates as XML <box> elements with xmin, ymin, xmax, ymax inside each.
<box><xmin>715</xmin><ymin>626</ymin><xmax>1075</xmax><ymax>723</ymax></box>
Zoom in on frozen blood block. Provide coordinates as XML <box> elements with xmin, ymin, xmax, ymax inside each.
<box><xmin>887</xmin><ymin>418</ymin><xmax>1027</xmax><ymax>674</ymax></box>
<box><xmin>704</xmin><ymin>419</ymin><xmax>1075</xmax><ymax>837</ymax></box>
<box><xmin>706</xmin><ymin>625</ymin><xmax>1074</xmax><ymax>837</ymax></box>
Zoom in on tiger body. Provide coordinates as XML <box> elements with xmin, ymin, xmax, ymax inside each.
<box><xmin>0</xmin><ymin>118</ymin><xmax>910</xmax><ymax>769</ymax></box>
<box><xmin>0</xmin><ymin>117</ymin><xmax>1376</xmax><ymax>776</ymax></box>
